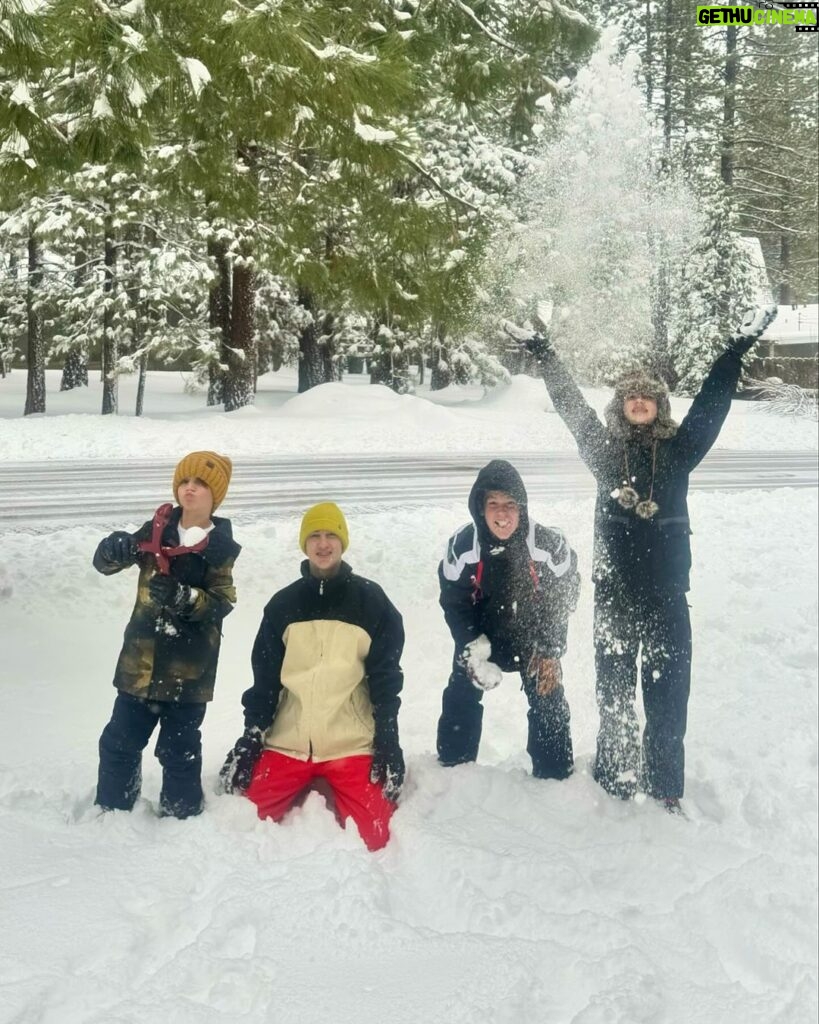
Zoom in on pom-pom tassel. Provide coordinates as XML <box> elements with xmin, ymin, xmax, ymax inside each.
<box><xmin>617</xmin><ymin>486</ymin><xmax>639</xmax><ymax>510</ymax></box>
<box><xmin>635</xmin><ymin>499</ymin><xmax>659</xmax><ymax>520</ymax></box>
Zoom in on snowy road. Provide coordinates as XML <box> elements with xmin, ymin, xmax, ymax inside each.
<box><xmin>0</xmin><ymin>449</ymin><xmax>816</xmax><ymax>527</ymax></box>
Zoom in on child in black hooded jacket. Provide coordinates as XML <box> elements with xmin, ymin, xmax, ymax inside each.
<box><xmin>437</xmin><ymin>459</ymin><xmax>580</xmax><ymax>780</ymax></box>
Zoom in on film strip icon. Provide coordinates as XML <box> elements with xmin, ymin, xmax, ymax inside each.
<box><xmin>777</xmin><ymin>0</ymin><xmax>818</xmax><ymax>30</ymax></box>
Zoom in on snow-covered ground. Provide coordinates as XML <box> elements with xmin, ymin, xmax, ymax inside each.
<box><xmin>1</xmin><ymin>369</ymin><xmax>817</xmax><ymax>1024</ymax></box>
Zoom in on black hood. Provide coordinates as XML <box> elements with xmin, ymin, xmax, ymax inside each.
<box><xmin>468</xmin><ymin>460</ymin><xmax>530</xmax><ymax>545</ymax></box>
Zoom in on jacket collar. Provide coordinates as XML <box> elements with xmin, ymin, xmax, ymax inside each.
<box><xmin>299</xmin><ymin>558</ymin><xmax>352</xmax><ymax>595</ymax></box>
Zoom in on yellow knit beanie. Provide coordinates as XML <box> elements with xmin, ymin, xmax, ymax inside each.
<box><xmin>172</xmin><ymin>451</ymin><xmax>233</xmax><ymax>511</ymax></box>
<box><xmin>299</xmin><ymin>502</ymin><xmax>349</xmax><ymax>552</ymax></box>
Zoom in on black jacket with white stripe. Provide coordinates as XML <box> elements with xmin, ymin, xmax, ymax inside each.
<box><xmin>438</xmin><ymin>460</ymin><xmax>580</xmax><ymax>668</ymax></box>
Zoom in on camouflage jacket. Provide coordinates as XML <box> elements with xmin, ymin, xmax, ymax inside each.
<box><xmin>94</xmin><ymin>507</ymin><xmax>241</xmax><ymax>703</ymax></box>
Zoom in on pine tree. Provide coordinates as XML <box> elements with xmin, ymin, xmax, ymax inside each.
<box><xmin>23</xmin><ymin>229</ymin><xmax>45</xmax><ymax>414</ymax></box>
<box><xmin>391</xmin><ymin>0</ymin><xmax>597</xmax><ymax>389</ymax></box>
<box><xmin>668</xmin><ymin>192</ymin><xmax>756</xmax><ymax>393</ymax></box>
<box><xmin>733</xmin><ymin>28</ymin><xmax>818</xmax><ymax>303</ymax></box>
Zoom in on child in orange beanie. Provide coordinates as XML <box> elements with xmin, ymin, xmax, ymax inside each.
<box><xmin>93</xmin><ymin>451</ymin><xmax>240</xmax><ymax>818</ymax></box>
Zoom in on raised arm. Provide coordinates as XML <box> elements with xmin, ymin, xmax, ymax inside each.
<box><xmin>512</xmin><ymin>327</ymin><xmax>610</xmax><ymax>477</ymax></box>
<box><xmin>675</xmin><ymin>305</ymin><xmax>777</xmax><ymax>470</ymax></box>
<box><xmin>93</xmin><ymin>530</ymin><xmax>140</xmax><ymax>575</ymax></box>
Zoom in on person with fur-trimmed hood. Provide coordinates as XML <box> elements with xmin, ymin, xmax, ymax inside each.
<box><xmin>514</xmin><ymin>306</ymin><xmax>777</xmax><ymax>811</ymax></box>
<box><xmin>437</xmin><ymin>460</ymin><xmax>580</xmax><ymax>779</ymax></box>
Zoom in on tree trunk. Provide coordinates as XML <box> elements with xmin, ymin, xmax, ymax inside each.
<box><xmin>223</xmin><ymin>256</ymin><xmax>256</xmax><ymax>411</ymax></box>
<box><xmin>60</xmin><ymin>250</ymin><xmax>90</xmax><ymax>390</ymax></box>
<box><xmin>679</xmin><ymin>9</ymin><xmax>695</xmax><ymax>174</ymax></box>
<box><xmin>644</xmin><ymin>0</ymin><xmax>653</xmax><ymax>108</ymax></box>
<box><xmin>721</xmin><ymin>25</ymin><xmax>737</xmax><ymax>187</ymax></box>
<box><xmin>101</xmin><ymin>218</ymin><xmax>118</xmax><ymax>415</ymax></box>
<box><xmin>778</xmin><ymin>233</ymin><xmax>792</xmax><ymax>306</ymax></box>
<box><xmin>24</xmin><ymin>233</ymin><xmax>45</xmax><ymax>416</ymax></box>
<box><xmin>135</xmin><ymin>352</ymin><xmax>148</xmax><ymax>417</ymax></box>
<box><xmin>207</xmin><ymin>236</ymin><xmax>231</xmax><ymax>406</ymax></box>
<box><xmin>368</xmin><ymin>315</ymin><xmax>409</xmax><ymax>393</ymax></box>
<box><xmin>650</xmin><ymin>242</ymin><xmax>676</xmax><ymax>387</ymax></box>
<box><xmin>658</xmin><ymin>0</ymin><xmax>675</xmax><ymax>173</ymax></box>
<box><xmin>429</xmin><ymin>322</ymin><xmax>451</xmax><ymax>391</ymax></box>
<box><xmin>297</xmin><ymin>286</ymin><xmax>327</xmax><ymax>393</ymax></box>
<box><xmin>60</xmin><ymin>349</ymin><xmax>88</xmax><ymax>391</ymax></box>
<box><xmin>321</xmin><ymin>313</ymin><xmax>340</xmax><ymax>384</ymax></box>
<box><xmin>0</xmin><ymin>252</ymin><xmax>17</xmax><ymax>378</ymax></box>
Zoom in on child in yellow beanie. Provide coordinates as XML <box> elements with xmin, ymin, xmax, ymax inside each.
<box><xmin>93</xmin><ymin>451</ymin><xmax>240</xmax><ymax>819</ymax></box>
<box><xmin>220</xmin><ymin>501</ymin><xmax>405</xmax><ymax>851</ymax></box>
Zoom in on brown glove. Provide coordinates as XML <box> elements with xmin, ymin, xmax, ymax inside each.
<box><xmin>527</xmin><ymin>654</ymin><xmax>562</xmax><ymax>696</ymax></box>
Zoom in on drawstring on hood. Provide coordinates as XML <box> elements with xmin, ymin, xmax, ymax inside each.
<box><xmin>605</xmin><ymin>370</ymin><xmax>676</xmax><ymax>520</ymax></box>
<box><xmin>616</xmin><ymin>442</ymin><xmax>660</xmax><ymax>519</ymax></box>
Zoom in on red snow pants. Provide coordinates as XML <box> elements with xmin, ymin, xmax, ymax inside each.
<box><xmin>245</xmin><ymin>750</ymin><xmax>396</xmax><ymax>851</ymax></box>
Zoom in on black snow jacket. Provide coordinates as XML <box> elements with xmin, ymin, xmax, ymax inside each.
<box><xmin>94</xmin><ymin>506</ymin><xmax>241</xmax><ymax>703</ymax></box>
<box><xmin>240</xmin><ymin>561</ymin><xmax>405</xmax><ymax>758</ymax></box>
<box><xmin>538</xmin><ymin>349</ymin><xmax>743</xmax><ymax>595</ymax></box>
<box><xmin>439</xmin><ymin>460</ymin><xmax>580</xmax><ymax>667</ymax></box>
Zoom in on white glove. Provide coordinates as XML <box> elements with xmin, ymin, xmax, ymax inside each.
<box><xmin>737</xmin><ymin>304</ymin><xmax>777</xmax><ymax>338</ymax></box>
<box><xmin>729</xmin><ymin>304</ymin><xmax>777</xmax><ymax>353</ymax></box>
<box><xmin>501</xmin><ymin>319</ymin><xmax>536</xmax><ymax>342</ymax></box>
<box><xmin>463</xmin><ymin>634</ymin><xmax>503</xmax><ymax>691</ymax></box>
<box><xmin>534</xmin><ymin>300</ymin><xmax>554</xmax><ymax>331</ymax></box>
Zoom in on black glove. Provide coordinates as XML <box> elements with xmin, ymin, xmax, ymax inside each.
<box><xmin>100</xmin><ymin>531</ymin><xmax>138</xmax><ymax>566</ymax></box>
<box><xmin>148</xmin><ymin>573</ymin><xmax>191</xmax><ymax>611</ymax></box>
<box><xmin>502</xmin><ymin>320</ymin><xmax>553</xmax><ymax>363</ymax></box>
<box><xmin>219</xmin><ymin>727</ymin><xmax>264</xmax><ymax>793</ymax></box>
<box><xmin>728</xmin><ymin>305</ymin><xmax>777</xmax><ymax>355</ymax></box>
<box><xmin>370</xmin><ymin>714</ymin><xmax>405</xmax><ymax>802</ymax></box>
<box><xmin>525</xmin><ymin>331</ymin><xmax>554</xmax><ymax>362</ymax></box>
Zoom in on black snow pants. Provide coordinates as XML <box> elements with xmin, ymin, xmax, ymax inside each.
<box><xmin>436</xmin><ymin>647</ymin><xmax>573</xmax><ymax>780</ymax></box>
<box><xmin>96</xmin><ymin>691</ymin><xmax>207</xmax><ymax>818</ymax></box>
<box><xmin>593</xmin><ymin>585</ymin><xmax>691</xmax><ymax>800</ymax></box>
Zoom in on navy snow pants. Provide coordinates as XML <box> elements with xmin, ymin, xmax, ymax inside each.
<box><xmin>96</xmin><ymin>691</ymin><xmax>207</xmax><ymax>818</ymax></box>
<box><xmin>593</xmin><ymin>586</ymin><xmax>692</xmax><ymax>800</ymax></box>
<box><xmin>436</xmin><ymin>649</ymin><xmax>573</xmax><ymax>780</ymax></box>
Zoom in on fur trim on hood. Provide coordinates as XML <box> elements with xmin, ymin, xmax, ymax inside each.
<box><xmin>604</xmin><ymin>370</ymin><xmax>678</xmax><ymax>442</ymax></box>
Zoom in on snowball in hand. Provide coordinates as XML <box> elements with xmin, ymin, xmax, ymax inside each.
<box><xmin>464</xmin><ymin>635</ymin><xmax>503</xmax><ymax>691</ymax></box>
<box><xmin>535</xmin><ymin>300</ymin><xmax>554</xmax><ymax>329</ymax></box>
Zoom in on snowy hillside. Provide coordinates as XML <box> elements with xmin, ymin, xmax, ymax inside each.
<box><xmin>0</xmin><ymin>366</ymin><xmax>816</xmax><ymax>461</ymax></box>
